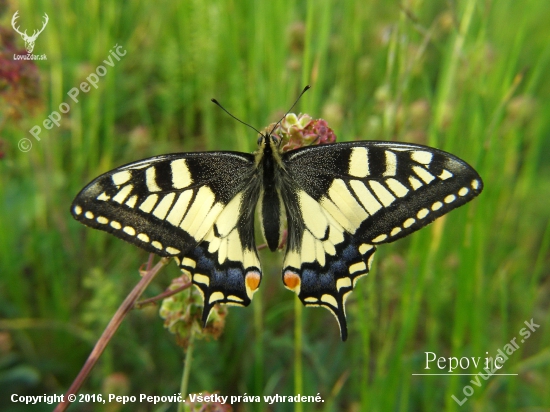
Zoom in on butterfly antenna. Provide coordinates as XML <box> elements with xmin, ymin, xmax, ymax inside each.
<box><xmin>211</xmin><ymin>98</ymin><xmax>263</xmax><ymax>135</ymax></box>
<box><xmin>269</xmin><ymin>85</ymin><xmax>311</xmax><ymax>135</ymax></box>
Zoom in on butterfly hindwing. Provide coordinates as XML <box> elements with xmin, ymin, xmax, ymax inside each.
<box><xmin>179</xmin><ymin>183</ymin><xmax>263</xmax><ymax>324</ymax></box>
<box><xmin>71</xmin><ymin>151</ymin><xmax>263</xmax><ymax>322</ymax></box>
<box><xmin>281</xmin><ymin>141</ymin><xmax>483</xmax><ymax>340</ymax></box>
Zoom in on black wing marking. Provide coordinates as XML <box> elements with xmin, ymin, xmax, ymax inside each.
<box><xmin>281</xmin><ymin>141</ymin><xmax>483</xmax><ymax>340</ymax></box>
<box><xmin>71</xmin><ymin>151</ymin><xmax>263</xmax><ymax>322</ymax></box>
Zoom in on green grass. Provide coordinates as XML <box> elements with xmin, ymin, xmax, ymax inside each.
<box><xmin>1</xmin><ymin>0</ymin><xmax>549</xmax><ymax>411</ymax></box>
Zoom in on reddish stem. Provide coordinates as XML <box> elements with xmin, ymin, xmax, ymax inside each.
<box><xmin>135</xmin><ymin>280</ymin><xmax>193</xmax><ymax>308</ymax></box>
<box><xmin>54</xmin><ymin>258</ymin><xmax>169</xmax><ymax>412</ymax></box>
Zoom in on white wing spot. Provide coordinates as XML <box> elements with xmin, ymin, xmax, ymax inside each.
<box><xmin>336</xmin><ymin>277</ymin><xmax>352</xmax><ymax>291</ymax></box>
<box><xmin>196</xmin><ymin>203</ymin><xmax>225</xmax><ymax>244</ymax></box>
<box><xmin>471</xmin><ymin>179</ymin><xmax>480</xmax><ymax>190</ymax></box>
<box><xmin>383</xmin><ymin>151</ymin><xmax>397</xmax><ymax>176</ymax></box>
<box><xmin>180</xmin><ymin>186</ymin><xmax>216</xmax><ymax>239</ymax></box>
<box><xmin>458</xmin><ymin>187</ymin><xmax>469</xmax><ymax>196</ymax></box>
<box><xmin>304</xmin><ymin>297</ymin><xmax>318</xmax><ymax>303</ymax></box>
<box><xmin>112</xmin><ymin>185</ymin><xmax>133</xmax><ymax>204</ymax></box>
<box><xmin>283</xmin><ymin>251</ymin><xmax>301</xmax><ymax>271</ymax></box>
<box><xmin>325</xmin><ymin>212</ymin><xmax>345</xmax><ymax>245</ymax></box>
<box><xmin>110</xmin><ymin>221</ymin><xmax>121</xmax><ymax>230</ymax></box>
<box><xmin>137</xmin><ymin>233</ymin><xmax>150</xmax><ymax>242</ymax></box>
<box><xmin>181</xmin><ymin>257</ymin><xmax>196</xmax><ymax>269</ymax></box>
<box><xmin>322</xmin><ymin>240</ymin><xmax>336</xmax><ymax>256</ymax></box>
<box><xmin>125</xmin><ymin>195</ymin><xmax>138</xmax><ymax>208</ymax></box>
<box><xmin>112</xmin><ymin>170</ymin><xmax>131</xmax><ymax>186</ymax></box>
<box><xmin>359</xmin><ymin>243</ymin><xmax>373</xmax><ymax>255</ymax></box>
<box><xmin>226</xmin><ymin>229</ymin><xmax>243</xmax><ymax>262</ymax></box>
<box><xmin>85</xmin><ymin>211</ymin><xmax>94</xmax><ymax>219</ymax></box>
<box><xmin>139</xmin><ymin>194</ymin><xmax>159</xmax><ymax>213</ymax></box>
<box><xmin>411</xmin><ymin>150</ymin><xmax>433</xmax><ymax>165</ymax></box>
<box><xmin>417</xmin><ymin>208</ymin><xmax>429</xmax><ymax>219</ymax></box>
<box><xmin>403</xmin><ymin>218</ymin><xmax>415</xmax><ymax>228</ymax></box>
<box><xmin>413</xmin><ymin>166</ymin><xmax>435</xmax><ymax>184</ymax></box>
<box><xmin>242</xmin><ymin>249</ymin><xmax>259</xmax><ymax>270</ymax></box>
<box><xmin>372</xmin><ymin>234</ymin><xmax>387</xmax><ymax>243</ymax></box>
<box><xmin>151</xmin><ymin>240</ymin><xmax>163</xmax><ymax>249</ymax></box>
<box><xmin>145</xmin><ymin>167</ymin><xmax>162</xmax><ymax>192</ymax></box>
<box><xmin>227</xmin><ymin>295</ymin><xmax>244</xmax><ymax>303</ymax></box>
<box><xmin>166</xmin><ymin>246</ymin><xmax>181</xmax><ymax>255</ymax></box>
<box><xmin>315</xmin><ymin>238</ymin><xmax>326</xmax><ymax>267</ymax></box>
<box><xmin>439</xmin><ymin>169</ymin><xmax>453</xmax><ymax>180</ymax></box>
<box><xmin>408</xmin><ymin>176</ymin><xmax>423</xmax><ymax>190</ymax></box>
<box><xmin>350</xmin><ymin>180</ymin><xmax>382</xmax><ymax>215</ymax></box>
<box><xmin>320</xmin><ymin>197</ymin><xmax>355</xmax><ymax>233</ymax></box>
<box><xmin>74</xmin><ymin>205</ymin><xmax>82</xmax><ymax>215</ymax></box>
<box><xmin>348</xmin><ymin>147</ymin><xmax>370</xmax><ymax>177</ymax></box>
<box><xmin>218</xmin><ymin>237</ymin><xmax>228</xmax><ymax>264</ymax></box>
<box><xmin>171</xmin><ymin>159</ymin><xmax>193</xmax><ymax>189</ymax></box>
<box><xmin>97</xmin><ymin>192</ymin><xmax>110</xmax><ymax>201</ymax></box>
<box><xmin>444</xmin><ymin>194</ymin><xmax>456</xmax><ymax>204</ymax></box>
<box><xmin>321</xmin><ymin>294</ymin><xmax>338</xmax><ymax>308</ymax></box>
<box><xmin>386</xmin><ymin>178</ymin><xmax>409</xmax><ymax>197</ymax></box>
<box><xmin>215</xmin><ymin>192</ymin><xmax>243</xmax><ymax>237</ymax></box>
<box><xmin>431</xmin><ymin>201</ymin><xmax>443</xmax><ymax>211</ymax></box>
<box><xmin>349</xmin><ymin>261</ymin><xmax>366</xmax><ymax>274</ymax></box>
<box><xmin>153</xmin><ymin>193</ymin><xmax>176</xmax><ymax>220</ymax></box>
<box><xmin>193</xmin><ymin>273</ymin><xmax>210</xmax><ymax>286</ymax></box>
<box><xmin>300</xmin><ymin>231</ymin><xmax>316</xmax><ymax>263</ymax></box>
<box><xmin>209</xmin><ymin>291</ymin><xmax>224</xmax><ymax>304</ymax></box>
<box><xmin>166</xmin><ymin>191</ymin><xmax>193</xmax><ymax>227</ymax></box>
<box><xmin>328</xmin><ymin>179</ymin><xmax>369</xmax><ymax>226</ymax></box>
<box><xmin>369</xmin><ymin>181</ymin><xmax>395</xmax><ymax>207</ymax></box>
<box><xmin>299</xmin><ymin>191</ymin><xmax>329</xmax><ymax>239</ymax></box>
<box><xmin>96</xmin><ymin>216</ymin><xmax>108</xmax><ymax>224</ymax></box>
<box><xmin>391</xmin><ymin>227</ymin><xmax>402</xmax><ymax>236</ymax></box>
<box><xmin>123</xmin><ymin>226</ymin><xmax>136</xmax><ymax>236</ymax></box>
<box><xmin>207</xmin><ymin>234</ymin><xmax>222</xmax><ymax>255</ymax></box>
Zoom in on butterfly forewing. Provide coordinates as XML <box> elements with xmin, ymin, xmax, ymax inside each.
<box><xmin>281</xmin><ymin>142</ymin><xmax>483</xmax><ymax>340</ymax></box>
<box><xmin>71</xmin><ymin>151</ymin><xmax>263</xmax><ymax>322</ymax></box>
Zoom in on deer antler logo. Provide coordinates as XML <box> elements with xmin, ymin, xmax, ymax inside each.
<box><xmin>11</xmin><ymin>11</ymin><xmax>49</xmax><ymax>54</ymax></box>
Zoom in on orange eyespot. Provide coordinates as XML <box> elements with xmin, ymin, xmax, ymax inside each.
<box><xmin>283</xmin><ymin>271</ymin><xmax>301</xmax><ymax>291</ymax></box>
<box><xmin>245</xmin><ymin>271</ymin><xmax>261</xmax><ymax>291</ymax></box>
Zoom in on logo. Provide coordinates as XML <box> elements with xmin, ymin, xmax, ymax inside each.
<box><xmin>11</xmin><ymin>10</ymin><xmax>49</xmax><ymax>54</ymax></box>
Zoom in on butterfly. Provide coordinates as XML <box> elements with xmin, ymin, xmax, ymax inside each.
<box><xmin>71</xmin><ymin>110</ymin><xmax>483</xmax><ymax>341</ymax></box>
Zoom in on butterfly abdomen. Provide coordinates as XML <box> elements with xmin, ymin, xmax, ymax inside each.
<box><xmin>257</xmin><ymin>136</ymin><xmax>288</xmax><ymax>251</ymax></box>
<box><xmin>260</xmin><ymin>190</ymin><xmax>284</xmax><ymax>251</ymax></box>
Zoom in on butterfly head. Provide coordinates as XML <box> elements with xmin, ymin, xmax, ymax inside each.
<box><xmin>257</xmin><ymin>132</ymin><xmax>282</xmax><ymax>152</ymax></box>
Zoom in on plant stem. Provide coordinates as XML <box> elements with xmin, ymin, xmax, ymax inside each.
<box><xmin>178</xmin><ymin>330</ymin><xmax>195</xmax><ymax>412</ymax></box>
<box><xmin>294</xmin><ymin>297</ymin><xmax>303</xmax><ymax>412</ymax></box>
<box><xmin>54</xmin><ymin>258</ymin><xmax>169</xmax><ymax>412</ymax></box>
<box><xmin>136</xmin><ymin>280</ymin><xmax>192</xmax><ymax>307</ymax></box>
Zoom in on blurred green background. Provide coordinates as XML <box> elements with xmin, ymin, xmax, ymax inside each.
<box><xmin>1</xmin><ymin>0</ymin><xmax>549</xmax><ymax>411</ymax></box>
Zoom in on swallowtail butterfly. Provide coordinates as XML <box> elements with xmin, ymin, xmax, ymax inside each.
<box><xmin>72</xmin><ymin>109</ymin><xmax>483</xmax><ymax>341</ymax></box>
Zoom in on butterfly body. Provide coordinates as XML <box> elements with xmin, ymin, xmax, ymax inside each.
<box><xmin>258</xmin><ymin>135</ymin><xmax>287</xmax><ymax>252</ymax></box>
<box><xmin>72</xmin><ymin>130</ymin><xmax>482</xmax><ymax>341</ymax></box>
